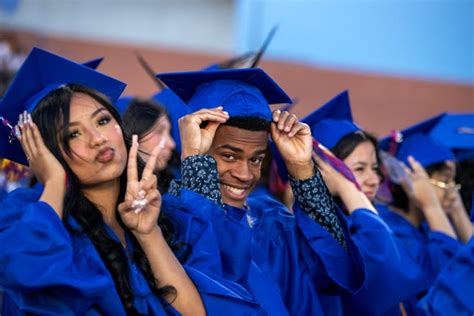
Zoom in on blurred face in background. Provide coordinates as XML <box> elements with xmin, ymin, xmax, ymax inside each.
<box><xmin>429</xmin><ymin>160</ymin><xmax>459</xmax><ymax>208</ymax></box>
<box><xmin>138</xmin><ymin>115</ymin><xmax>175</xmax><ymax>172</ymax></box>
<box><xmin>343</xmin><ymin>140</ymin><xmax>381</xmax><ymax>201</ymax></box>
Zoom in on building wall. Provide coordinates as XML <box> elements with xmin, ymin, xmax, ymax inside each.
<box><xmin>0</xmin><ymin>0</ymin><xmax>235</xmax><ymax>52</ymax></box>
<box><xmin>4</xmin><ymin>29</ymin><xmax>472</xmax><ymax>137</ymax></box>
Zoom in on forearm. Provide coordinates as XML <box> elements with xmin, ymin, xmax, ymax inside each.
<box><xmin>423</xmin><ymin>203</ymin><xmax>457</xmax><ymax>239</ymax></box>
<box><xmin>181</xmin><ymin>154</ymin><xmax>223</xmax><ymax>206</ymax></box>
<box><xmin>448</xmin><ymin>208</ymin><xmax>473</xmax><ymax>243</ymax></box>
<box><xmin>39</xmin><ymin>177</ymin><xmax>66</xmax><ymax>219</ymax></box>
<box><xmin>289</xmin><ymin>167</ymin><xmax>347</xmax><ymax>249</ymax></box>
<box><xmin>338</xmin><ymin>182</ymin><xmax>377</xmax><ymax>215</ymax></box>
<box><xmin>136</xmin><ymin>228</ymin><xmax>206</xmax><ymax>316</ymax></box>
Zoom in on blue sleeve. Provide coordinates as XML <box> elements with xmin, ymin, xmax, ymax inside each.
<box><xmin>289</xmin><ymin>169</ymin><xmax>347</xmax><ymax>249</ymax></box>
<box><xmin>421</xmin><ymin>231</ymin><xmax>463</xmax><ymax>283</ymax></box>
<box><xmin>249</xmin><ymin>203</ymin><xmax>327</xmax><ymax>315</ymax></box>
<box><xmin>0</xmin><ymin>189</ymin><xmax>125</xmax><ymax>316</ymax></box>
<box><xmin>417</xmin><ymin>236</ymin><xmax>474</xmax><ymax>315</ymax></box>
<box><xmin>294</xmin><ymin>205</ymin><xmax>366</xmax><ymax>295</ymax></box>
<box><xmin>184</xmin><ymin>267</ymin><xmax>268</xmax><ymax>316</ymax></box>
<box><xmin>341</xmin><ymin>209</ymin><xmax>430</xmax><ymax>315</ymax></box>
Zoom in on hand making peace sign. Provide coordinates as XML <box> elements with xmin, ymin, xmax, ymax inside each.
<box><xmin>118</xmin><ymin>135</ymin><xmax>163</xmax><ymax>236</ymax></box>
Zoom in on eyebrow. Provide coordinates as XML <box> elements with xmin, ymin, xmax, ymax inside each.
<box><xmin>219</xmin><ymin>144</ymin><xmax>267</xmax><ymax>156</ymax></box>
<box><xmin>69</xmin><ymin>107</ymin><xmax>106</xmax><ymax>127</ymax></box>
<box><xmin>219</xmin><ymin>144</ymin><xmax>244</xmax><ymax>153</ymax></box>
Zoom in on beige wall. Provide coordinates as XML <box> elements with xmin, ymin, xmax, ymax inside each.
<box><xmin>4</xmin><ymin>29</ymin><xmax>474</xmax><ymax>137</ymax></box>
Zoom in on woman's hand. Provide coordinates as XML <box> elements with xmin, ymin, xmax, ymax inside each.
<box><xmin>18</xmin><ymin>111</ymin><xmax>65</xmax><ymax>185</ymax></box>
<box><xmin>18</xmin><ymin>111</ymin><xmax>66</xmax><ymax>217</ymax></box>
<box><xmin>401</xmin><ymin>156</ymin><xmax>440</xmax><ymax>211</ymax></box>
<box><xmin>118</xmin><ymin>135</ymin><xmax>163</xmax><ymax>236</ymax></box>
<box><xmin>314</xmin><ymin>152</ymin><xmax>376</xmax><ymax>214</ymax></box>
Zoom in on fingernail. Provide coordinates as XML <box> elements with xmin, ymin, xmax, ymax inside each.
<box><xmin>138</xmin><ymin>190</ymin><xmax>146</xmax><ymax>199</ymax></box>
<box><xmin>223</xmin><ymin>111</ymin><xmax>229</xmax><ymax>116</ymax></box>
<box><xmin>132</xmin><ymin>198</ymin><xmax>147</xmax><ymax>210</ymax></box>
<box><xmin>132</xmin><ymin>134</ymin><xmax>138</xmax><ymax>146</ymax></box>
<box><xmin>285</xmin><ymin>126</ymin><xmax>291</xmax><ymax>132</ymax></box>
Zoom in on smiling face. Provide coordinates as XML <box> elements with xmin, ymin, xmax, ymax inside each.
<box><xmin>61</xmin><ymin>92</ymin><xmax>127</xmax><ymax>187</ymax></box>
<box><xmin>343</xmin><ymin>140</ymin><xmax>381</xmax><ymax>201</ymax></box>
<box><xmin>138</xmin><ymin>115</ymin><xmax>176</xmax><ymax>172</ymax></box>
<box><xmin>208</xmin><ymin>125</ymin><xmax>268</xmax><ymax>208</ymax></box>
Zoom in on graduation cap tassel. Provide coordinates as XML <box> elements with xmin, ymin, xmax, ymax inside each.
<box><xmin>0</xmin><ymin>116</ymin><xmax>19</xmax><ymax>143</ymax></box>
<box><xmin>135</xmin><ymin>52</ymin><xmax>167</xmax><ymax>90</ymax></box>
<box><xmin>250</xmin><ymin>24</ymin><xmax>279</xmax><ymax>68</ymax></box>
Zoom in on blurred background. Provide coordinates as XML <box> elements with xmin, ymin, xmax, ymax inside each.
<box><xmin>0</xmin><ymin>0</ymin><xmax>472</xmax><ymax>136</ymax></box>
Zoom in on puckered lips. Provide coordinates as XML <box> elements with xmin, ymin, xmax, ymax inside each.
<box><xmin>96</xmin><ymin>147</ymin><xmax>115</xmax><ymax>163</ymax></box>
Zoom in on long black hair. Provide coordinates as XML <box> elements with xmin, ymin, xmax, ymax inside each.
<box><xmin>31</xmin><ymin>84</ymin><xmax>178</xmax><ymax>314</ymax></box>
<box><xmin>122</xmin><ymin>98</ymin><xmax>178</xmax><ymax>193</ymax></box>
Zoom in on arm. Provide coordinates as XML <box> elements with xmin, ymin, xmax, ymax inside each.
<box><xmin>180</xmin><ymin>154</ymin><xmax>223</xmax><ymax>206</ymax></box>
<box><xmin>119</xmin><ymin>135</ymin><xmax>205</xmax><ymax>315</ymax></box>
<box><xmin>271</xmin><ymin>109</ymin><xmax>347</xmax><ymax>248</ymax></box>
<box><xmin>174</xmin><ymin>107</ymin><xmax>229</xmax><ymax>204</ymax></box>
<box><xmin>18</xmin><ymin>114</ymin><xmax>66</xmax><ymax>217</ymax></box>
<box><xmin>443</xmin><ymin>190</ymin><xmax>473</xmax><ymax>243</ymax></box>
<box><xmin>404</xmin><ymin>157</ymin><xmax>456</xmax><ymax>239</ymax></box>
<box><xmin>136</xmin><ymin>228</ymin><xmax>205</xmax><ymax>315</ymax></box>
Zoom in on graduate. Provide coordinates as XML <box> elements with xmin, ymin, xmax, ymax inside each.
<box><xmin>377</xmin><ymin>117</ymin><xmax>468</xmax><ymax>315</ymax></box>
<box><xmin>414</xmin><ymin>112</ymin><xmax>474</xmax><ymax>224</ymax></box>
<box><xmin>0</xmin><ymin>48</ymin><xmax>273</xmax><ymax>315</ymax></box>
<box><xmin>272</xmin><ymin>90</ymin><xmax>425</xmax><ymax>316</ymax></box>
<box><xmin>153</xmin><ymin>67</ymin><xmax>409</xmax><ymax>315</ymax></box>
<box><xmin>121</xmin><ymin>98</ymin><xmax>177</xmax><ymax>193</ymax></box>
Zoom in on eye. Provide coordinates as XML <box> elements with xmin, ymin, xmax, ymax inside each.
<box><xmin>353</xmin><ymin>167</ymin><xmax>365</xmax><ymax>172</ymax></box>
<box><xmin>98</xmin><ymin>115</ymin><xmax>112</xmax><ymax>126</ymax></box>
<box><xmin>250</xmin><ymin>156</ymin><xmax>265</xmax><ymax>166</ymax></box>
<box><xmin>221</xmin><ymin>153</ymin><xmax>236</xmax><ymax>161</ymax></box>
<box><xmin>68</xmin><ymin>129</ymin><xmax>81</xmax><ymax>139</ymax></box>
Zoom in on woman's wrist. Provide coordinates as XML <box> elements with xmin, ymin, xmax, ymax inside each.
<box><xmin>134</xmin><ymin>225</ymin><xmax>164</xmax><ymax>245</ymax></box>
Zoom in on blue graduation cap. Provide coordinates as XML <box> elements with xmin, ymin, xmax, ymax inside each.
<box><xmin>82</xmin><ymin>57</ymin><xmax>104</xmax><ymax>70</ymax></box>
<box><xmin>430</xmin><ymin>113</ymin><xmax>474</xmax><ymax>150</ymax></box>
<box><xmin>0</xmin><ymin>47</ymin><xmax>126</xmax><ymax>166</ymax></box>
<box><xmin>380</xmin><ymin>113</ymin><xmax>456</xmax><ymax>167</ymax></box>
<box><xmin>156</xmin><ymin>68</ymin><xmax>292</xmax><ymax>121</ymax></box>
<box><xmin>302</xmin><ymin>90</ymin><xmax>360</xmax><ymax>149</ymax></box>
<box><xmin>114</xmin><ymin>96</ymin><xmax>135</xmax><ymax>115</ymax></box>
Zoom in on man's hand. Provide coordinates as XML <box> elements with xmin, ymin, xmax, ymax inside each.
<box><xmin>271</xmin><ymin>109</ymin><xmax>313</xmax><ymax>180</ymax></box>
<box><xmin>178</xmin><ymin>107</ymin><xmax>229</xmax><ymax>160</ymax></box>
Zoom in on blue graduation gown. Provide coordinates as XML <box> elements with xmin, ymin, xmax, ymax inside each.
<box><xmin>376</xmin><ymin>202</ymin><xmax>462</xmax><ymax>316</ymax></box>
<box><xmin>166</xmin><ymin>187</ymin><xmax>367</xmax><ymax>315</ymax></box>
<box><xmin>164</xmin><ymin>191</ymin><xmax>290</xmax><ymax>315</ymax></box>
<box><xmin>329</xmin><ymin>206</ymin><xmax>429</xmax><ymax>316</ymax></box>
<box><xmin>417</xmin><ymin>236</ymin><xmax>474</xmax><ymax>315</ymax></box>
<box><xmin>0</xmin><ymin>188</ymin><xmax>269</xmax><ymax>315</ymax></box>
<box><xmin>0</xmin><ymin>188</ymin><xmax>174</xmax><ymax>315</ymax></box>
